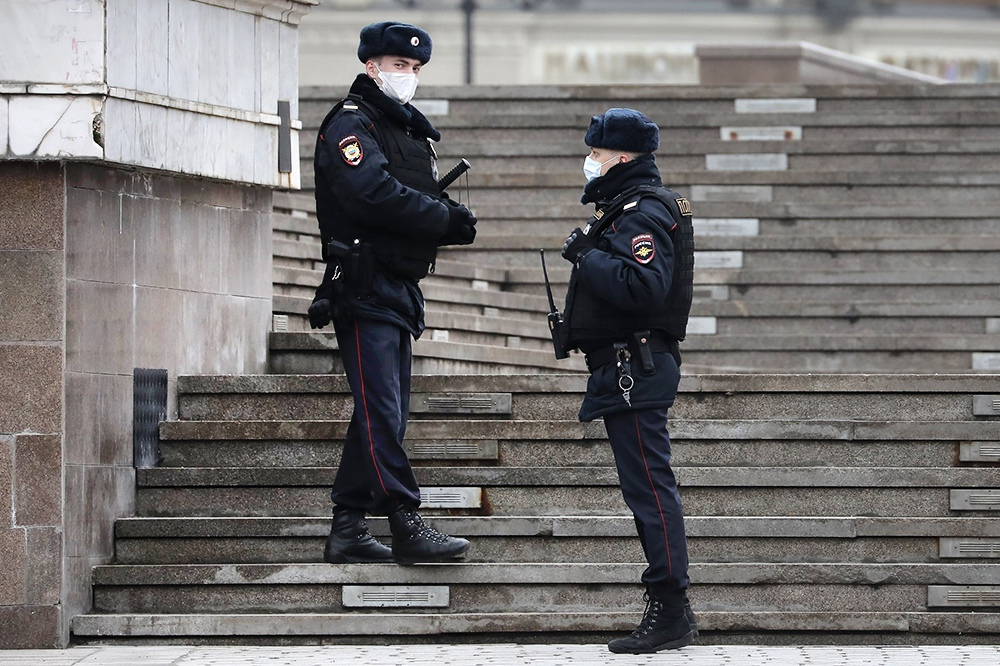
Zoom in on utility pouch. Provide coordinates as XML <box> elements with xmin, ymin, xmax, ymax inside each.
<box><xmin>632</xmin><ymin>330</ymin><xmax>656</xmax><ymax>376</ymax></box>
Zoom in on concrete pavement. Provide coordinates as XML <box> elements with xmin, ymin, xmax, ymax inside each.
<box><xmin>2</xmin><ymin>645</ymin><xmax>1000</xmax><ymax>665</ymax></box>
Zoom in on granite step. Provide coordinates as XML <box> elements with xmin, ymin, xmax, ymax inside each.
<box><xmin>111</xmin><ymin>515</ymin><xmax>1000</xmax><ymax>566</ymax></box>
<box><xmin>85</xmin><ymin>561</ymin><xmax>1000</xmax><ymax>614</ymax></box>
<box><xmin>69</xmin><ymin>609</ymin><xmax>1000</xmax><ymax>643</ymax></box>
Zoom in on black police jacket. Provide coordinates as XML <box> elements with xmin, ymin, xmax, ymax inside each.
<box><xmin>562</xmin><ymin>155</ymin><xmax>695</xmax><ymax>421</ymax></box>
<box><xmin>314</xmin><ymin>74</ymin><xmax>451</xmax><ymax>337</ymax></box>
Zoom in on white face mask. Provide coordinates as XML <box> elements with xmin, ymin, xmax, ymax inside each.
<box><xmin>583</xmin><ymin>154</ymin><xmax>621</xmax><ymax>182</ymax></box>
<box><xmin>375</xmin><ymin>64</ymin><xmax>419</xmax><ymax>105</ymax></box>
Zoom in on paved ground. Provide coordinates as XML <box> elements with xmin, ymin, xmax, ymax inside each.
<box><xmin>2</xmin><ymin>645</ymin><xmax>1000</xmax><ymax>665</ymax></box>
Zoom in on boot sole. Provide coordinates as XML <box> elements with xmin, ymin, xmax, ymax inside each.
<box><xmin>607</xmin><ymin>627</ymin><xmax>697</xmax><ymax>654</ymax></box>
<box><xmin>392</xmin><ymin>542</ymin><xmax>471</xmax><ymax>566</ymax></box>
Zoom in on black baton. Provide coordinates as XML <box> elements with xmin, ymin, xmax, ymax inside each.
<box><xmin>438</xmin><ymin>158</ymin><xmax>471</xmax><ymax>191</ymax></box>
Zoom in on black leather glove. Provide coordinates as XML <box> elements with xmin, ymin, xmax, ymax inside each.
<box><xmin>308</xmin><ymin>297</ymin><xmax>333</xmax><ymax>330</ymax></box>
<box><xmin>440</xmin><ymin>199</ymin><xmax>477</xmax><ymax>246</ymax></box>
<box><xmin>561</xmin><ymin>227</ymin><xmax>597</xmax><ymax>263</ymax></box>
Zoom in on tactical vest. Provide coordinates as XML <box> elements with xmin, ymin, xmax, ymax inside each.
<box><xmin>564</xmin><ymin>185</ymin><xmax>695</xmax><ymax>346</ymax></box>
<box><xmin>317</xmin><ymin>95</ymin><xmax>441</xmax><ymax>280</ymax></box>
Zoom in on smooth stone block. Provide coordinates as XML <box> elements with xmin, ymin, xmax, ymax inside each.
<box><xmin>939</xmin><ymin>538</ymin><xmax>1000</xmax><ymax>559</ymax></box>
<box><xmin>418</xmin><ymin>100</ymin><xmax>450</xmax><ymax>115</ymax></box>
<box><xmin>960</xmin><ymin>442</ymin><xmax>1000</xmax><ymax>463</ymax></box>
<box><xmin>928</xmin><ymin>586</ymin><xmax>1000</xmax><ymax>608</ymax></box>
<box><xmin>951</xmin><ymin>490</ymin><xmax>1000</xmax><ymax>511</ymax></box>
<box><xmin>687</xmin><ymin>317</ymin><xmax>718</xmax><ymax>335</ymax></box>
<box><xmin>706</xmin><ymin>153</ymin><xmax>788</xmax><ymax>171</ymax></box>
<box><xmin>735</xmin><ymin>98</ymin><xmax>817</xmax><ymax>113</ymax></box>
<box><xmin>987</xmin><ymin>318</ymin><xmax>1000</xmax><ymax>334</ymax></box>
<box><xmin>696</xmin><ymin>218</ymin><xmax>760</xmax><ymax>237</ymax></box>
<box><xmin>721</xmin><ymin>126</ymin><xmax>802</xmax><ymax>141</ymax></box>
<box><xmin>420</xmin><ymin>487</ymin><xmax>481</xmax><ymax>509</ymax></box>
<box><xmin>972</xmin><ymin>395</ymin><xmax>1000</xmax><ymax>416</ymax></box>
<box><xmin>696</xmin><ymin>251</ymin><xmax>744</xmax><ymax>269</ymax></box>
<box><xmin>342</xmin><ymin>585</ymin><xmax>449</xmax><ymax>608</ymax></box>
<box><xmin>65</xmin><ymin>279</ymin><xmax>133</xmax><ymax>375</ymax></box>
<box><xmin>690</xmin><ymin>185</ymin><xmax>773</xmax><ymax>203</ymax></box>
<box><xmin>972</xmin><ymin>353</ymin><xmax>1000</xmax><ymax>371</ymax></box>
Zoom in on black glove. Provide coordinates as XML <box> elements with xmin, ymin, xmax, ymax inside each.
<box><xmin>561</xmin><ymin>227</ymin><xmax>597</xmax><ymax>263</ymax></box>
<box><xmin>308</xmin><ymin>297</ymin><xmax>333</xmax><ymax>329</ymax></box>
<box><xmin>440</xmin><ymin>199</ymin><xmax>477</xmax><ymax>246</ymax></box>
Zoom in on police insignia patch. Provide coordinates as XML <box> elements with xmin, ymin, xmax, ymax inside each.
<box><xmin>631</xmin><ymin>233</ymin><xmax>656</xmax><ymax>264</ymax></box>
<box><xmin>339</xmin><ymin>135</ymin><xmax>363</xmax><ymax>166</ymax></box>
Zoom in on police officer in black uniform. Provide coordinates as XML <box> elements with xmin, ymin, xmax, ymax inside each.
<box><xmin>308</xmin><ymin>21</ymin><xmax>475</xmax><ymax>565</ymax></box>
<box><xmin>559</xmin><ymin>108</ymin><xmax>697</xmax><ymax>653</ymax></box>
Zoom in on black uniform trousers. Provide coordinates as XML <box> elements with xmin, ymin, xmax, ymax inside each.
<box><xmin>604</xmin><ymin>407</ymin><xmax>690</xmax><ymax>594</ymax></box>
<box><xmin>330</xmin><ymin>317</ymin><xmax>422</xmax><ymax>515</ymax></box>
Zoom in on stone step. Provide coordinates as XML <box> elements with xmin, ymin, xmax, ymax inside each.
<box><xmin>85</xmin><ymin>562</ymin><xmax>1000</xmax><ymax>614</ymax></box>
<box><xmin>111</xmin><ymin>516</ymin><xmax>1000</xmax><ymax>565</ymax></box>
<box><xmin>156</xmin><ymin>437</ymin><xmax>979</xmax><ymax>471</ymax></box>
<box><xmin>69</xmin><ymin>609</ymin><xmax>1000</xmax><ymax>642</ymax></box>
<box><xmin>174</xmin><ymin>373</ymin><xmax>999</xmax><ymax>423</ymax></box>
<box><xmin>267</xmin><ymin>333</ymin><xmax>588</xmax><ymax>375</ymax></box>
<box><xmin>132</xmin><ymin>462</ymin><xmax>1000</xmax><ymax>518</ymax></box>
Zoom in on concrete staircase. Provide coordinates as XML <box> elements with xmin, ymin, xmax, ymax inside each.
<box><xmin>71</xmin><ymin>373</ymin><xmax>1000</xmax><ymax>644</ymax></box>
<box><xmin>273</xmin><ymin>83</ymin><xmax>1000</xmax><ymax>374</ymax></box>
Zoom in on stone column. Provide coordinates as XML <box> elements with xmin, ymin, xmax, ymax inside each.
<box><xmin>0</xmin><ymin>0</ymin><xmax>315</xmax><ymax>648</ymax></box>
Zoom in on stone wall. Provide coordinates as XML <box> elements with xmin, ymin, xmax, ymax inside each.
<box><xmin>0</xmin><ymin>162</ymin><xmax>66</xmax><ymax>647</ymax></box>
<box><xmin>0</xmin><ymin>161</ymin><xmax>273</xmax><ymax>647</ymax></box>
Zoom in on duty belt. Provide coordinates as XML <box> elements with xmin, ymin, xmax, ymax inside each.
<box><xmin>584</xmin><ymin>332</ymin><xmax>679</xmax><ymax>373</ymax></box>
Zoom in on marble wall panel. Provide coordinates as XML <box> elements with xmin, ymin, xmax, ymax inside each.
<box><xmin>0</xmin><ymin>162</ymin><xmax>64</xmax><ymax>251</ymax></box>
<box><xmin>167</xmin><ymin>0</ymin><xmax>203</xmax><ymax>103</ymax></box>
<box><xmin>13</xmin><ymin>434</ymin><xmax>62</xmax><ymax>527</ymax></box>
<box><xmin>64</xmin><ymin>372</ymin><xmax>132</xmax><ymax>467</ymax></box>
<box><xmin>1</xmin><ymin>96</ymin><xmax>8</xmax><ymax>155</ymax></box>
<box><xmin>257</xmin><ymin>17</ymin><xmax>280</xmax><ymax>115</ymax></box>
<box><xmin>133</xmin><ymin>198</ymin><xmax>224</xmax><ymax>293</ymax></box>
<box><xmin>134</xmin><ymin>103</ymin><xmax>169</xmax><ymax>171</ymax></box>
<box><xmin>106</xmin><ymin>0</ymin><xmax>138</xmax><ymax>90</ymax></box>
<box><xmin>0</xmin><ymin>250</ymin><xmax>63</xmax><ymax>342</ymax></box>
<box><xmin>278</xmin><ymin>22</ymin><xmax>299</xmax><ymax>117</ymax></box>
<box><xmin>8</xmin><ymin>96</ymin><xmax>102</xmax><ymax>159</ymax></box>
<box><xmin>65</xmin><ymin>280</ymin><xmax>134</xmax><ymax>376</ymax></box>
<box><xmin>0</xmin><ymin>0</ymin><xmax>104</xmax><ymax>84</ymax></box>
<box><xmin>136</xmin><ymin>0</ymin><xmax>169</xmax><ymax>96</ymax></box>
<box><xmin>0</xmin><ymin>345</ymin><xmax>63</xmax><ymax>434</ymax></box>
<box><xmin>66</xmin><ymin>186</ymin><xmax>134</xmax><ymax>285</ymax></box>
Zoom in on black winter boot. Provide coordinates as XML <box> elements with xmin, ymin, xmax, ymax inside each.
<box><xmin>388</xmin><ymin>507</ymin><xmax>471</xmax><ymax>565</ymax></box>
<box><xmin>323</xmin><ymin>509</ymin><xmax>393</xmax><ymax>564</ymax></box>
<box><xmin>607</xmin><ymin>590</ymin><xmax>697</xmax><ymax>654</ymax></box>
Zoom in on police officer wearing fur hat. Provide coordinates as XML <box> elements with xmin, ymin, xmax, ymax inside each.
<box><xmin>559</xmin><ymin>108</ymin><xmax>697</xmax><ymax>653</ymax></box>
<box><xmin>309</xmin><ymin>21</ymin><xmax>475</xmax><ymax>565</ymax></box>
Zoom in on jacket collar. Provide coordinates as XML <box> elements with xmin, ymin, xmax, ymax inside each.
<box><xmin>581</xmin><ymin>153</ymin><xmax>661</xmax><ymax>205</ymax></box>
<box><xmin>349</xmin><ymin>74</ymin><xmax>441</xmax><ymax>142</ymax></box>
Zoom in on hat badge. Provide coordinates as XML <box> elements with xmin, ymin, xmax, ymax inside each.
<box><xmin>411</xmin><ymin>36</ymin><xmax>420</xmax><ymax>46</ymax></box>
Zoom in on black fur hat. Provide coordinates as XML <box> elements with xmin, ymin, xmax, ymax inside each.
<box><xmin>585</xmin><ymin>108</ymin><xmax>659</xmax><ymax>153</ymax></box>
<box><xmin>357</xmin><ymin>21</ymin><xmax>432</xmax><ymax>64</ymax></box>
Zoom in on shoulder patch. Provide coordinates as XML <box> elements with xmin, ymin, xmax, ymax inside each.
<box><xmin>338</xmin><ymin>135</ymin><xmax>363</xmax><ymax>166</ymax></box>
<box><xmin>631</xmin><ymin>233</ymin><xmax>656</xmax><ymax>265</ymax></box>
<box><xmin>675</xmin><ymin>197</ymin><xmax>693</xmax><ymax>216</ymax></box>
